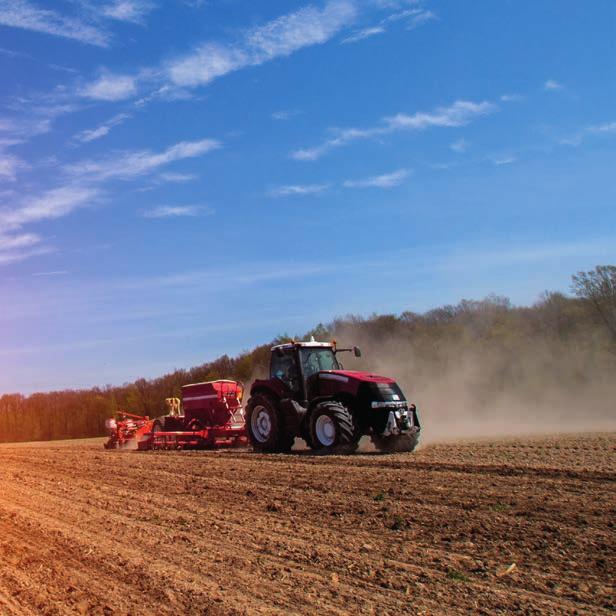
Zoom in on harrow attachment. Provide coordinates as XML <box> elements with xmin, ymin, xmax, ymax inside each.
<box><xmin>104</xmin><ymin>412</ymin><xmax>153</xmax><ymax>449</ymax></box>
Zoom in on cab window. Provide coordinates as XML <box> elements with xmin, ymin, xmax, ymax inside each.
<box><xmin>271</xmin><ymin>350</ymin><xmax>299</xmax><ymax>391</ymax></box>
<box><xmin>300</xmin><ymin>348</ymin><xmax>340</xmax><ymax>378</ymax></box>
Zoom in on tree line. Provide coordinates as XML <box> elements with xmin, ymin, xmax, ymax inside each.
<box><xmin>1</xmin><ymin>265</ymin><xmax>614</xmax><ymax>443</ymax></box>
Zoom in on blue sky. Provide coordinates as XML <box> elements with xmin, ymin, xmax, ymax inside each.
<box><xmin>0</xmin><ymin>0</ymin><xmax>614</xmax><ymax>394</ymax></box>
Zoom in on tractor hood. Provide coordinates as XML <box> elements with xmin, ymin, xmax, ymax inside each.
<box><xmin>320</xmin><ymin>370</ymin><xmax>396</xmax><ymax>384</ymax></box>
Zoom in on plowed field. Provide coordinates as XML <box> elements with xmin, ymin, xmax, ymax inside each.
<box><xmin>0</xmin><ymin>433</ymin><xmax>614</xmax><ymax>615</ymax></box>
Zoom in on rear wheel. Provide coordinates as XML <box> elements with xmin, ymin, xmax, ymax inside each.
<box><xmin>309</xmin><ymin>401</ymin><xmax>358</xmax><ymax>454</ymax></box>
<box><xmin>246</xmin><ymin>393</ymin><xmax>294</xmax><ymax>453</ymax></box>
<box><xmin>371</xmin><ymin>433</ymin><xmax>419</xmax><ymax>453</ymax></box>
<box><xmin>150</xmin><ymin>420</ymin><xmax>163</xmax><ymax>450</ymax></box>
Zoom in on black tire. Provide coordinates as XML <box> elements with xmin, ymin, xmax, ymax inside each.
<box><xmin>151</xmin><ymin>419</ymin><xmax>163</xmax><ymax>433</ymax></box>
<box><xmin>371</xmin><ymin>433</ymin><xmax>419</xmax><ymax>454</ymax></box>
<box><xmin>308</xmin><ymin>401</ymin><xmax>359</xmax><ymax>454</ymax></box>
<box><xmin>158</xmin><ymin>415</ymin><xmax>184</xmax><ymax>431</ymax></box>
<box><xmin>149</xmin><ymin>420</ymin><xmax>163</xmax><ymax>450</ymax></box>
<box><xmin>187</xmin><ymin>419</ymin><xmax>204</xmax><ymax>432</ymax></box>
<box><xmin>245</xmin><ymin>393</ymin><xmax>294</xmax><ymax>453</ymax></box>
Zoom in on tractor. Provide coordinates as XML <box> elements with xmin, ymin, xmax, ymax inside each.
<box><xmin>245</xmin><ymin>339</ymin><xmax>420</xmax><ymax>453</ymax></box>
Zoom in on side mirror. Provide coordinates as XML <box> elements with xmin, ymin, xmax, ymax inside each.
<box><xmin>353</xmin><ymin>346</ymin><xmax>362</xmax><ymax>358</ymax></box>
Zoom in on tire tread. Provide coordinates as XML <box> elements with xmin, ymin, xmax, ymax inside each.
<box><xmin>309</xmin><ymin>400</ymin><xmax>358</xmax><ymax>454</ymax></box>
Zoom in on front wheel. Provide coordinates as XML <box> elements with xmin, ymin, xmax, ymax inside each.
<box><xmin>245</xmin><ymin>393</ymin><xmax>294</xmax><ymax>453</ymax></box>
<box><xmin>308</xmin><ymin>401</ymin><xmax>358</xmax><ymax>454</ymax></box>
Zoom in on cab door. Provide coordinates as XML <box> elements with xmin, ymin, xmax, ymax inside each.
<box><xmin>270</xmin><ymin>349</ymin><xmax>302</xmax><ymax>397</ymax></box>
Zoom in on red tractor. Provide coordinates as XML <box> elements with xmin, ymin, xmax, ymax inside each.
<box><xmin>245</xmin><ymin>340</ymin><xmax>420</xmax><ymax>453</ymax></box>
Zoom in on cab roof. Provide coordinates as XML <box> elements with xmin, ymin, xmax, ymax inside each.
<box><xmin>271</xmin><ymin>340</ymin><xmax>334</xmax><ymax>352</ymax></box>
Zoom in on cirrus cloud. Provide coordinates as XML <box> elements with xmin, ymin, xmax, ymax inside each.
<box><xmin>141</xmin><ymin>205</ymin><xmax>213</xmax><ymax>218</ymax></box>
<box><xmin>343</xmin><ymin>168</ymin><xmax>409</xmax><ymax>188</ymax></box>
<box><xmin>292</xmin><ymin>99</ymin><xmax>497</xmax><ymax>161</ymax></box>
<box><xmin>65</xmin><ymin>138</ymin><xmax>221</xmax><ymax>182</ymax></box>
<box><xmin>268</xmin><ymin>183</ymin><xmax>329</xmax><ymax>197</ymax></box>
<box><xmin>0</xmin><ymin>0</ymin><xmax>109</xmax><ymax>46</ymax></box>
<box><xmin>79</xmin><ymin>73</ymin><xmax>138</xmax><ymax>101</ymax></box>
<box><xmin>165</xmin><ymin>0</ymin><xmax>358</xmax><ymax>88</ymax></box>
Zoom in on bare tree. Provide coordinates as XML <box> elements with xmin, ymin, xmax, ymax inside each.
<box><xmin>571</xmin><ymin>265</ymin><xmax>616</xmax><ymax>339</ymax></box>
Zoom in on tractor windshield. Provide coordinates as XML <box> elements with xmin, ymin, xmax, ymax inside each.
<box><xmin>300</xmin><ymin>347</ymin><xmax>340</xmax><ymax>378</ymax></box>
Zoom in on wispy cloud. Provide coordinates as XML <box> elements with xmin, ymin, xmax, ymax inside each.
<box><xmin>32</xmin><ymin>270</ymin><xmax>68</xmax><ymax>276</ymax></box>
<box><xmin>342</xmin><ymin>25</ymin><xmax>385</xmax><ymax>44</ymax></box>
<box><xmin>544</xmin><ymin>79</ymin><xmax>563</xmax><ymax>92</ymax></box>
<box><xmin>0</xmin><ymin>245</ymin><xmax>52</xmax><ymax>265</ymax></box>
<box><xmin>559</xmin><ymin>120</ymin><xmax>616</xmax><ymax>147</ymax></box>
<box><xmin>492</xmin><ymin>155</ymin><xmax>516</xmax><ymax>166</ymax></box>
<box><xmin>245</xmin><ymin>0</ymin><xmax>357</xmax><ymax>59</ymax></box>
<box><xmin>269</xmin><ymin>183</ymin><xmax>329</xmax><ymax>197</ymax></box>
<box><xmin>271</xmin><ymin>110</ymin><xmax>301</xmax><ymax>121</ymax></box>
<box><xmin>0</xmin><ymin>0</ymin><xmax>109</xmax><ymax>46</ymax></box>
<box><xmin>430</xmin><ymin>161</ymin><xmax>459</xmax><ymax>171</ymax></box>
<box><xmin>381</xmin><ymin>7</ymin><xmax>423</xmax><ymax>24</ymax></box>
<box><xmin>500</xmin><ymin>93</ymin><xmax>525</xmax><ymax>103</ymax></box>
<box><xmin>100</xmin><ymin>0</ymin><xmax>156</xmax><ymax>24</ymax></box>
<box><xmin>0</xmin><ymin>46</ymin><xmax>77</xmax><ymax>73</ymax></box>
<box><xmin>292</xmin><ymin>99</ymin><xmax>497</xmax><ymax>160</ymax></box>
<box><xmin>343</xmin><ymin>168</ymin><xmax>409</xmax><ymax>188</ymax></box>
<box><xmin>407</xmin><ymin>9</ymin><xmax>436</xmax><ymax>29</ymax></box>
<box><xmin>0</xmin><ymin>136</ymin><xmax>220</xmax><ymax>264</ymax></box>
<box><xmin>0</xmin><ymin>103</ymin><xmax>81</xmax><ymax>144</ymax></box>
<box><xmin>588</xmin><ymin>121</ymin><xmax>616</xmax><ymax>134</ymax></box>
<box><xmin>79</xmin><ymin>73</ymin><xmax>138</xmax><ymax>101</ymax></box>
<box><xmin>18</xmin><ymin>0</ymin><xmax>362</xmax><ymax>112</ymax></box>
<box><xmin>0</xmin><ymin>235</ymin><xmax>57</xmax><ymax>269</ymax></box>
<box><xmin>343</xmin><ymin>5</ymin><xmax>435</xmax><ymax>45</ymax></box>
<box><xmin>158</xmin><ymin>172</ymin><xmax>198</xmax><ymax>183</ymax></box>
<box><xmin>449</xmin><ymin>138</ymin><xmax>468</xmax><ymax>153</ymax></box>
<box><xmin>73</xmin><ymin>113</ymin><xmax>131</xmax><ymax>143</ymax></box>
<box><xmin>558</xmin><ymin>135</ymin><xmax>583</xmax><ymax>147</ymax></box>
<box><xmin>165</xmin><ymin>0</ymin><xmax>358</xmax><ymax>88</ymax></box>
<box><xmin>385</xmin><ymin>101</ymin><xmax>496</xmax><ymax>129</ymax></box>
<box><xmin>269</xmin><ymin>169</ymin><xmax>409</xmax><ymax>195</ymax></box>
<box><xmin>0</xmin><ymin>185</ymin><xmax>101</xmax><ymax>231</ymax></box>
<box><xmin>66</xmin><ymin>138</ymin><xmax>221</xmax><ymax>182</ymax></box>
<box><xmin>0</xmin><ymin>153</ymin><xmax>27</xmax><ymax>181</ymax></box>
<box><xmin>0</xmin><ymin>46</ymin><xmax>24</xmax><ymax>58</ymax></box>
<box><xmin>0</xmin><ymin>232</ymin><xmax>41</xmax><ymax>251</ymax></box>
<box><xmin>141</xmin><ymin>205</ymin><xmax>212</xmax><ymax>218</ymax></box>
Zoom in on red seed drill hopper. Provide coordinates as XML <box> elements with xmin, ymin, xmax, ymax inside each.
<box><xmin>104</xmin><ymin>380</ymin><xmax>248</xmax><ymax>450</ymax></box>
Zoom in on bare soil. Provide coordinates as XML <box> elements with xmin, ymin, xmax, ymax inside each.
<box><xmin>0</xmin><ymin>432</ymin><xmax>614</xmax><ymax>615</ymax></box>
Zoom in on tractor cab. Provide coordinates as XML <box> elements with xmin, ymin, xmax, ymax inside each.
<box><xmin>270</xmin><ymin>340</ymin><xmax>359</xmax><ymax>402</ymax></box>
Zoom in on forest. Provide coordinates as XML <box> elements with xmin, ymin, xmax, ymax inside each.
<box><xmin>1</xmin><ymin>266</ymin><xmax>614</xmax><ymax>443</ymax></box>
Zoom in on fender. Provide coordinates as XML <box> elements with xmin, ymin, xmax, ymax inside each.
<box><xmin>250</xmin><ymin>378</ymin><xmax>288</xmax><ymax>400</ymax></box>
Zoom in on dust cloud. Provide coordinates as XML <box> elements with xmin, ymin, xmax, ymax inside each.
<box><xmin>334</xmin><ymin>325</ymin><xmax>616</xmax><ymax>444</ymax></box>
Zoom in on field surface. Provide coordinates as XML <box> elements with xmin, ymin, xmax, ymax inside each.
<box><xmin>0</xmin><ymin>433</ymin><xmax>614</xmax><ymax>615</ymax></box>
